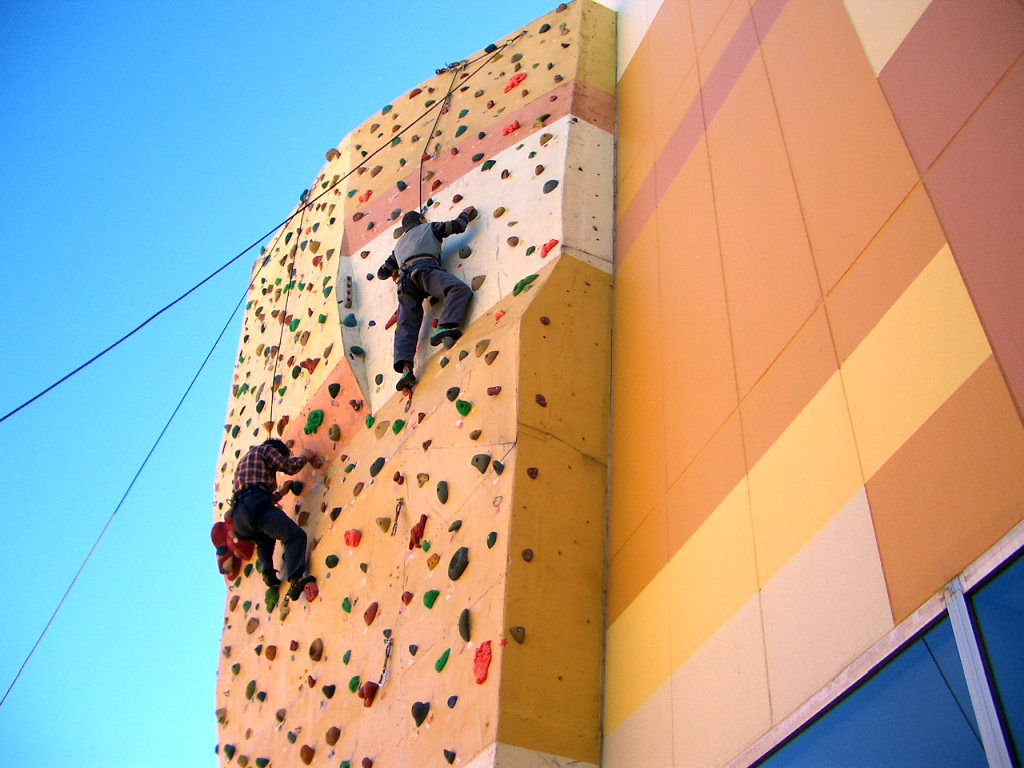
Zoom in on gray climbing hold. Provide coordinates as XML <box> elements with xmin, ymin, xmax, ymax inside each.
<box><xmin>471</xmin><ymin>454</ymin><xmax>491</xmax><ymax>473</ymax></box>
<box><xmin>522</xmin><ymin>548</ymin><xmax>534</xmax><ymax>562</ymax></box>
<box><xmin>309</xmin><ymin>639</ymin><xmax>324</xmax><ymax>662</ymax></box>
<box><xmin>370</xmin><ymin>457</ymin><xmax>385</xmax><ymax>477</ymax></box>
<box><xmin>448</xmin><ymin>547</ymin><xmax>469</xmax><ymax>581</ymax></box>
<box><xmin>459</xmin><ymin>608</ymin><xmax>471</xmax><ymax>642</ymax></box>
<box><xmin>543</xmin><ymin>179</ymin><xmax>559</xmax><ymax>194</ymax></box>
<box><xmin>459</xmin><ymin>245</ymin><xmax>472</xmax><ymax>259</ymax></box>
<box><xmin>343</xmin><ymin>314</ymin><xmax>357</xmax><ymax>327</ymax></box>
<box><xmin>446</xmin><ymin>387</ymin><xmax>460</xmax><ymax>402</ymax></box>
<box><xmin>437</xmin><ymin>481</ymin><xmax>449</xmax><ymax>504</ymax></box>
<box><xmin>412</xmin><ymin>701</ymin><xmax>430</xmax><ymax>727</ymax></box>
<box><xmin>509</xmin><ymin>626</ymin><xmax>526</xmax><ymax>644</ymax></box>
<box><xmin>448</xmin><ymin>519</ymin><xmax>462</xmax><ymax>532</ymax></box>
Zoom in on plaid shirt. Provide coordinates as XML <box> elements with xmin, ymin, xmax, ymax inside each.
<box><xmin>232</xmin><ymin>443</ymin><xmax>307</xmax><ymax>502</ymax></box>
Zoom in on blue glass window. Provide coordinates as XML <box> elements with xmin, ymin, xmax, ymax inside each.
<box><xmin>970</xmin><ymin>551</ymin><xmax>1024</xmax><ymax>764</ymax></box>
<box><xmin>756</xmin><ymin>617</ymin><xmax>986</xmax><ymax>767</ymax></box>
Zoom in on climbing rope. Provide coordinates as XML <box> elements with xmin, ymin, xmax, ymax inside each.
<box><xmin>418</xmin><ymin>66</ymin><xmax>464</xmax><ymax>212</ymax></box>
<box><xmin>0</xmin><ymin>33</ymin><xmax>521</xmax><ymax>428</ymax></box>
<box><xmin>0</xmin><ymin>287</ymin><xmax>249</xmax><ymax>710</ymax></box>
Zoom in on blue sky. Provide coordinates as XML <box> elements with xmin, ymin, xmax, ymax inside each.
<box><xmin>0</xmin><ymin>1</ymin><xmax>558</xmax><ymax>764</ymax></box>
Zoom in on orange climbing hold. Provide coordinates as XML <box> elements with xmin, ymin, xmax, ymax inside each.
<box><xmin>358</xmin><ymin>190</ymin><xmax>373</xmax><ymax>204</ymax></box>
<box><xmin>503</xmin><ymin>73</ymin><xmax>526</xmax><ymax>93</ymax></box>
<box><xmin>473</xmin><ymin>640</ymin><xmax>492</xmax><ymax>684</ymax></box>
<box><xmin>385</xmin><ymin>311</ymin><xmax>398</xmax><ymax>331</ymax></box>
<box><xmin>501</xmin><ymin>121</ymin><xmax>520</xmax><ymax>137</ymax></box>
<box><xmin>541</xmin><ymin>239</ymin><xmax>559</xmax><ymax>258</ymax></box>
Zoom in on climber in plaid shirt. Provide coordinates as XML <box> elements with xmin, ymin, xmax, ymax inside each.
<box><xmin>230</xmin><ymin>439</ymin><xmax>322</xmax><ymax>600</ymax></box>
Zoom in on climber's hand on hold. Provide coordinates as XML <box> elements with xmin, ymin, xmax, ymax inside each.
<box><xmin>301</xmin><ymin>449</ymin><xmax>322</xmax><ymax>469</ymax></box>
<box><xmin>462</xmin><ymin>206</ymin><xmax>477</xmax><ymax>221</ymax></box>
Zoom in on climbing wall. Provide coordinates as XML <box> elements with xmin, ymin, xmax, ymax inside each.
<box><xmin>211</xmin><ymin>3</ymin><xmax>615</xmax><ymax>767</ymax></box>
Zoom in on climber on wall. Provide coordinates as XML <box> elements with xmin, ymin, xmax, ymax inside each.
<box><xmin>377</xmin><ymin>206</ymin><xmax>477</xmax><ymax>392</ymax></box>
<box><xmin>229</xmin><ymin>438</ymin><xmax>322</xmax><ymax>600</ymax></box>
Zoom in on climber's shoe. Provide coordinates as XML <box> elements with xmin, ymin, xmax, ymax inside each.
<box><xmin>430</xmin><ymin>325</ymin><xmax>462</xmax><ymax>347</ymax></box>
<box><xmin>262</xmin><ymin>569</ymin><xmax>281</xmax><ymax>589</ymax></box>
<box><xmin>287</xmin><ymin>575</ymin><xmax>315</xmax><ymax>601</ymax></box>
<box><xmin>396</xmin><ymin>369</ymin><xmax>417</xmax><ymax>392</ymax></box>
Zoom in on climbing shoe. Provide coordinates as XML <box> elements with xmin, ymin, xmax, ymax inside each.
<box><xmin>287</xmin><ymin>575</ymin><xmax>315</xmax><ymax>601</ymax></box>
<box><xmin>430</xmin><ymin>326</ymin><xmax>462</xmax><ymax>347</ymax></box>
<box><xmin>262</xmin><ymin>570</ymin><xmax>281</xmax><ymax>589</ymax></box>
<box><xmin>396</xmin><ymin>369</ymin><xmax>416</xmax><ymax>392</ymax></box>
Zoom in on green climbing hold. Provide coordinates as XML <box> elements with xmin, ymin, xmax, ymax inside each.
<box><xmin>348</xmin><ymin>676</ymin><xmax>360</xmax><ymax>693</ymax></box>
<box><xmin>291</xmin><ymin>365</ymin><xmax>301</xmax><ymax>379</ymax></box>
<box><xmin>455</xmin><ymin>400</ymin><xmax>472</xmax><ymax>417</ymax></box>
<box><xmin>242</xmin><ymin>600</ymin><xmax>252</xmax><ymax>612</ymax></box>
<box><xmin>245</xmin><ymin>680</ymin><xmax>256</xmax><ymax>700</ymax></box>
<box><xmin>290</xmin><ymin>481</ymin><xmax>304</xmax><ymax>495</ymax></box>
<box><xmin>472</xmin><ymin>153</ymin><xmax>484</xmax><ymax>162</ymax></box>
<box><xmin>459</xmin><ymin>608</ymin><xmax>471</xmax><ymax>642</ymax></box>
<box><xmin>526</xmin><ymin>245</ymin><xmax>536</xmax><ymax>256</ymax></box>
<box><xmin>369</xmin><ymin>457</ymin><xmax>385</xmax><ymax>477</ymax></box>
<box><xmin>365</xmin><ymin>415</ymin><xmax>375</xmax><ymax>429</ymax></box>
<box><xmin>392</xmin><ymin>419</ymin><xmax>405</xmax><ymax>434</ymax></box>
<box><xmin>423</xmin><ymin>590</ymin><xmax>440</xmax><ymax>608</ymax></box>
<box><xmin>322</xmin><ymin>684</ymin><xmax>336</xmax><ymax>699</ymax></box>
<box><xmin>256</xmin><ymin>759</ymin><xmax>269</xmax><ymax>768</ymax></box>
<box><xmin>381</xmin><ymin>104</ymin><xmax>392</xmax><ymax>115</ymax></box>
<box><xmin>448</xmin><ymin>547</ymin><xmax>469</xmax><ymax>581</ymax></box>
<box><xmin>265</xmin><ymin>588</ymin><xmax>279</xmax><ymax>613</ymax></box>
<box><xmin>437</xmin><ymin>481</ymin><xmax>449</xmax><ymax>504</ymax></box>
<box><xmin>255</xmin><ymin>399</ymin><xmax>265</xmax><ymax>413</ymax></box>
<box><xmin>434</xmin><ymin>648</ymin><xmax>450</xmax><ymax>672</ymax></box>
<box><xmin>539</xmin><ymin>22</ymin><xmax>551</xmax><ymax>32</ymax></box>
<box><xmin>482</xmin><ymin>160</ymin><xmax>497</xmax><ymax>171</ymax></box>
<box><xmin>512</xmin><ymin>274</ymin><xmax>539</xmax><ymax>296</ymax></box>
<box><xmin>487</xmin><ymin>531</ymin><xmax>497</xmax><ymax>548</ymax></box>
<box><xmin>289</xmin><ymin>318</ymin><xmax>300</xmax><ymax>332</ymax></box>
<box><xmin>421</xmin><ymin>539</ymin><xmax>430</xmax><ymax>552</ymax></box>
<box><xmin>342</xmin><ymin>597</ymin><xmax>352</xmax><ymax>613</ymax></box>
<box><xmin>244</xmin><ymin>564</ymin><xmax>253</xmax><ymax>577</ymax></box>
<box><xmin>446</xmin><ymin>387</ymin><xmax>460</xmax><ymax>402</ymax></box>
<box><xmin>318</xmin><ymin>313</ymin><xmax>327</xmax><ymax>324</ymax></box>
<box><xmin>328</xmin><ymin>383</ymin><xmax>341</xmax><ymax>398</ymax></box>
<box><xmin>444</xmin><ymin>750</ymin><xmax>456</xmax><ymax>764</ymax></box>
<box><xmin>224</xmin><ymin>745</ymin><xmax>236</xmax><ymax>759</ymax></box>
<box><xmin>396</xmin><ymin>180</ymin><xmax>407</xmax><ymax>191</ymax></box>
<box><xmin>231</xmin><ymin>663</ymin><xmax>240</xmax><ymax>676</ymax></box>
<box><xmin>485</xmin><ymin>43</ymin><xmax>498</xmax><ymax>53</ymax></box>
<box><xmin>326</xmin><ymin>554</ymin><xmax>339</xmax><ymax>568</ymax></box>
<box><xmin>231</xmin><ymin>426</ymin><xmax>240</xmax><ymax>438</ymax></box>
<box><xmin>471</xmin><ymin>454</ymin><xmax>491</xmax><ymax>473</ymax></box>
<box><xmin>344</xmin><ymin>463</ymin><xmax>355</xmax><ymax>473</ymax></box>
<box><xmin>303</xmin><ymin>410</ymin><xmax>324</xmax><ymax>435</ymax></box>
<box><xmin>455</xmin><ymin>125</ymin><xmax>467</xmax><ymax>138</ymax></box>
<box><xmin>343</xmin><ymin>650</ymin><xmax>351</xmax><ymax>664</ymax></box>
<box><xmin>543</xmin><ymin>179</ymin><xmax>559</xmax><ymax>194</ymax></box>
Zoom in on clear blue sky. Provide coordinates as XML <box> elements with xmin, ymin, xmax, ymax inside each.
<box><xmin>0</xmin><ymin>2</ymin><xmax>557</xmax><ymax>765</ymax></box>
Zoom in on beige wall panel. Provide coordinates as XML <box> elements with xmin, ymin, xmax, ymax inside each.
<box><xmin>761</xmin><ymin>488</ymin><xmax>893</xmax><ymax>722</ymax></box>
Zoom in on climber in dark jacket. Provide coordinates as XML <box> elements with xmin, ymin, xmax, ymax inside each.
<box><xmin>230</xmin><ymin>439</ymin><xmax>321</xmax><ymax>600</ymax></box>
<box><xmin>378</xmin><ymin>207</ymin><xmax>476</xmax><ymax>391</ymax></box>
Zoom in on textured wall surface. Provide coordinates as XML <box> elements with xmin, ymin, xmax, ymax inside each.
<box><xmin>605</xmin><ymin>0</ymin><xmax>1024</xmax><ymax>765</ymax></box>
<box><xmin>211</xmin><ymin>3</ymin><xmax>615</xmax><ymax>767</ymax></box>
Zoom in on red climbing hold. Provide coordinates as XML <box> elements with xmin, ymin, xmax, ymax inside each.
<box><xmin>473</xmin><ymin>641</ymin><xmax>492</xmax><ymax>684</ymax></box>
<box><xmin>304</xmin><ymin>581</ymin><xmax>319</xmax><ymax>602</ymax></box>
<box><xmin>401</xmin><ymin>591</ymin><xmax>414</xmax><ymax>605</ymax></box>
<box><xmin>299</xmin><ymin>745</ymin><xmax>315</xmax><ymax>765</ymax></box>
<box><xmin>409</xmin><ymin>88</ymin><xmax>422</xmax><ymax>99</ymax></box>
<box><xmin>358</xmin><ymin>681</ymin><xmax>379</xmax><ymax>707</ymax></box>
<box><xmin>494</xmin><ymin>310</ymin><xmax>505</xmax><ymax>322</ymax></box>
<box><xmin>358</xmin><ymin>190</ymin><xmax>372</xmax><ymax>204</ymax></box>
<box><xmin>487</xmin><ymin>386</ymin><xmax>502</xmax><ymax>396</ymax></box>
<box><xmin>409</xmin><ymin>514</ymin><xmax>427</xmax><ymax>551</ymax></box>
<box><xmin>503</xmin><ymin>73</ymin><xmax>526</xmax><ymax>93</ymax></box>
<box><xmin>450</xmin><ymin>147</ymin><xmax>459</xmax><ymax>157</ymax></box>
<box><xmin>345</xmin><ymin>529</ymin><xmax>362</xmax><ymax>548</ymax></box>
<box><xmin>362</xmin><ymin>759</ymin><xmax>374</xmax><ymax>768</ymax></box>
<box><xmin>364</xmin><ymin>602</ymin><xmax>379</xmax><ymax>626</ymax></box>
<box><xmin>541</xmin><ymin>239</ymin><xmax>559</xmax><ymax>258</ymax></box>
<box><xmin>501</xmin><ymin>121</ymin><xmax>520</xmax><ymax>137</ymax></box>
<box><xmin>385</xmin><ymin>312</ymin><xmax>398</xmax><ymax>331</ymax></box>
<box><xmin>431</xmin><ymin>179</ymin><xmax>442</xmax><ymax>191</ymax></box>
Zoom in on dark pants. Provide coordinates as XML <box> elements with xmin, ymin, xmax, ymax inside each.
<box><xmin>232</xmin><ymin>489</ymin><xmax>307</xmax><ymax>582</ymax></box>
<box><xmin>394</xmin><ymin>260</ymin><xmax>473</xmax><ymax>372</ymax></box>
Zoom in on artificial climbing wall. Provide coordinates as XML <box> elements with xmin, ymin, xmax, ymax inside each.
<box><xmin>605</xmin><ymin>0</ymin><xmax>1024</xmax><ymax>766</ymax></box>
<box><xmin>212</xmin><ymin>3</ymin><xmax>615</xmax><ymax>768</ymax></box>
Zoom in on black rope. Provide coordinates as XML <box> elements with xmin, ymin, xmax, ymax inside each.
<box><xmin>419</xmin><ymin>67</ymin><xmax>464</xmax><ymax>212</ymax></box>
<box><xmin>0</xmin><ymin>287</ymin><xmax>248</xmax><ymax>710</ymax></box>
<box><xmin>267</xmin><ymin>205</ymin><xmax>308</xmax><ymax>429</ymax></box>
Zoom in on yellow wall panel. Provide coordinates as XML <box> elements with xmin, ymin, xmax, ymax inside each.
<box><xmin>748</xmin><ymin>373</ymin><xmax>864</xmax><ymax>586</ymax></box>
<box><xmin>842</xmin><ymin>244</ymin><xmax>993</xmax><ymax>479</ymax></box>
